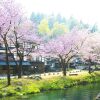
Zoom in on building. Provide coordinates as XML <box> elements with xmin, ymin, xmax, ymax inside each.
<box><xmin>0</xmin><ymin>43</ymin><xmax>31</xmax><ymax>75</ymax></box>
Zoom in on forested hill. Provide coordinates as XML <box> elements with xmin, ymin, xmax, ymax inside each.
<box><xmin>30</xmin><ymin>12</ymin><xmax>99</xmax><ymax>37</ymax></box>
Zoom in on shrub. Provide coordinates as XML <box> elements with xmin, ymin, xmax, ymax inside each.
<box><xmin>15</xmin><ymin>86</ymin><xmax>22</xmax><ymax>92</ymax></box>
<box><xmin>24</xmin><ymin>84</ymin><xmax>40</xmax><ymax>94</ymax></box>
<box><xmin>0</xmin><ymin>92</ymin><xmax>3</xmax><ymax>98</ymax></box>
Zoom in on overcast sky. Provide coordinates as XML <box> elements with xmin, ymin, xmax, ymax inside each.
<box><xmin>17</xmin><ymin>0</ymin><xmax>100</xmax><ymax>27</ymax></box>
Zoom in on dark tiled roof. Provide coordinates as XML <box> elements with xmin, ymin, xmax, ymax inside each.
<box><xmin>0</xmin><ymin>47</ymin><xmax>5</xmax><ymax>50</ymax></box>
<box><xmin>0</xmin><ymin>61</ymin><xmax>31</xmax><ymax>66</ymax></box>
<box><xmin>0</xmin><ymin>47</ymin><xmax>15</xmax><ymax>50</ymax></box>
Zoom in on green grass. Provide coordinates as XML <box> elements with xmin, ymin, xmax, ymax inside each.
<box><xmin>0</xmin><ymin>71</ymin><xmax>100</xmax><ymax>97</ymax></box>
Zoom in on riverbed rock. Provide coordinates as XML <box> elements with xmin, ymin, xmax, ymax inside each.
<box><xmin>96</xmin><ymin>93</ymin><xmax>100</xmax><ymax>100</ymax></box>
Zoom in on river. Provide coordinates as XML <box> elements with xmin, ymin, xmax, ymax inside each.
<box><xmin>1</xmin><ymin>83</ymin><xmax>100</xmax><ymax>100</ymax></box>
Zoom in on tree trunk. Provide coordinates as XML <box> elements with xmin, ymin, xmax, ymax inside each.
<box><xmin>62</xmin><ymin>68</ymin><xmax>66</xmax><ymax>76</ymax></box>
<box><xmin>4</xmin><ymin>37</ymin><xmax>11</xmax><ymax>85</ymax></box>
<box><xmin>88</xmin><ymin>64</ymin><xmax>91</xmax><ymax>74</ymax></box>
<box><xmin>18</xmin><ymin>59</ymin><xmax>23</xmax><ymax>78</ymax></box>
<box><xmin>58</xmin><ymin>55</ymin><xmax>67</xmax><ymax>76</ymax></box>
<box><xmin>7</xmin><ymin>67</ymin><xmax>11</xmax><ymax>85</ymax></box>
<box><xmin>18</xmin><ymin>66</ymin><xmax>22</xmax><ymax>78</ymax></box>
<box><xmin>88</xmin><ymin>60</ymin><xmax>92</xmax><ymax>74</ymax></box>
<box><xmin>62</xmin><ymin>64</ymin><xmax>67</xmax><ymax>76</ymax></box>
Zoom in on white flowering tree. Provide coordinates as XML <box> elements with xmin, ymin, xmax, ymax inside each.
<box><xmin>40</xmin><ymin>29</ymin><xmax>89</xmax><ymax>76</ymax></box>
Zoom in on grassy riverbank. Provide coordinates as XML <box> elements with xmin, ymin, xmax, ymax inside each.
<box><xmin>0</xmin><ymin>71</ymin><xmax>100</xmax><ymax>98</ymax></box>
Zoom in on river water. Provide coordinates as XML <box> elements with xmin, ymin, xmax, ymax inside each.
<box><xmin>1</xmin><ymin>83</ymin><xmax>100</xmax><ymax>100</ymax></box>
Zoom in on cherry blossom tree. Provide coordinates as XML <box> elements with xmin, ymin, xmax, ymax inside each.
<box><xmin>80</xmin><ymin>33</ymin><xmax>100</xmax><ymax>73</ymax></box>
<box><xmin>9</xmin><ymin>19</ymin><xmax>42</xmax><ymax>78</ymax></box>
<box><xmin>0</xmin><ymin>0</ymin><xmax>41</xmax><ymax>84</ymax></box>
<box><xmin>0</xmin><ymin>0</ymin><xmax>22</xmax><ymax>85</ymax></box>
<box><xmin>40</xmin><ymin>29</ymin><xmax>89</xmax><ymax>76</ymax></box>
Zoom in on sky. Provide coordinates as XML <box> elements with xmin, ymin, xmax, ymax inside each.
<box><xmin>17</xmin><ymin>0</ymin><xmax>100</xmax><ymax>27</ymax></box>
